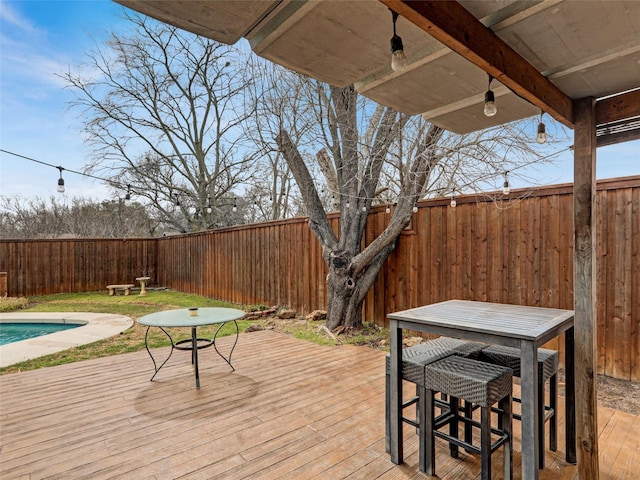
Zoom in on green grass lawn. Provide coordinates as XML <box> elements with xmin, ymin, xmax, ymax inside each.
<box><xmin>0</xmin><ymin>290</ymin><xmax>389</xmax><ymax>375</ymax></box>
<box><xmin>0</xmin><ymin>291</ymin><xmax>257</xmax><ymax>374</ymax></box>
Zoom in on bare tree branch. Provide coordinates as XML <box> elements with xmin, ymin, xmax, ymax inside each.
<box><xmin>60</xmin><ymin>11</ymin><xmax>258</xmax><ymax>231</ymax></box>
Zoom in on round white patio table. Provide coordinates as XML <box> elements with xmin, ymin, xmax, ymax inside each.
<box><xmin>138</xmin><ymin>307</ymin><xmax>245</xmax><ymax>389</ymax></box>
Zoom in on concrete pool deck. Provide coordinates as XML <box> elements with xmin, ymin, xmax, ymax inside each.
<box><xmin>0</xmin><ymin>312</ymin><xmax>133</xmax><ymax>368</ymax></box>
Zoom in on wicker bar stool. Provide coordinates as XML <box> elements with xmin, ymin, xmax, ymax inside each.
<box><xmin>384</xmin><ymin>337</ymin><xmax>486</xmax><ymax>470</ymax></box>
<box><xmin>480</xmin><ymin>345</ymin><xmax>558</xmax><ymax>469</ymax></box>
<box><xmin>420</xmin><ymin>337</ymin><xmax>487</xmax><ymax>448</ymax></box>
<box><xmin>423</xmin><ymin>356</ymin><xmax>513</xmax><ymax>480</ymax></box>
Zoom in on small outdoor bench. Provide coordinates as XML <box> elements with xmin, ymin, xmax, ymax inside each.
<box><xmin>106</xmin><ymin>284</ymin><xmax>135</xmax><ymax>296</ymax></box>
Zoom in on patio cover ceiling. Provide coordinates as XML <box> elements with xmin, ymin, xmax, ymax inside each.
<box><xmin>115</xmin><ymin>0</ymin><xmax>640</xmax><ymax>143</ymax></box>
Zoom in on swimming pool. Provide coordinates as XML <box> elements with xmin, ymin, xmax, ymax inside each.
<box><xmin>0</xmin><ymin>312</ymin><xmax>133</xmax><ymax>368</ymax></box>
<box><xmin>1</xmin><ymin>322</ymin><xmax>83</xmax><ymax>345</ymax></box>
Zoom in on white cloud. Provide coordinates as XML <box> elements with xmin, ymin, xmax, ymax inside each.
<box><xmin>0</xmin><ymin>1</ymin><xmax>41</xmax><ymax>34</ymax></box>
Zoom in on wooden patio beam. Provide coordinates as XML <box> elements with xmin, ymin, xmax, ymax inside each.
<box><xmin>595</xmin><ymin>89</ymin><xmax>640</xmax><ymax>147</ymax></box>
<box><xmin>597</xmin><ymin>129</ymin><xmax>640</xmax><ymax>148</ymax></box>
<box><xmin>379</xmin><ymin>0</ymin><xmax>575</xmax><ymax>129</ymax></box>
<box><xmin>596</xmin><ymin>88</ymin><xmax>640</xmax><ymax>125</ymax></box>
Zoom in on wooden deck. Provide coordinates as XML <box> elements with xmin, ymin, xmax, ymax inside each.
<box><xmin>1</xmin><ymin>329</ymin><xmax>638</xmax><ymax>479</ymax></box>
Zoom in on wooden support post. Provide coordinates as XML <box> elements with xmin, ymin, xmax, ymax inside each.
<box><xmin>573</xmin><ymin>97</ymin><xmax>600</xmax><ymax>479</ymax></box>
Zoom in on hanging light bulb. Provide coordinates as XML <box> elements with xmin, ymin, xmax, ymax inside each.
<box><xmin>56</xmin><ymin>167</ymin><xmax>65</xmax><ymax>193</ymax></box>
<box><xmin>385</xmin><ymin>203</ymin><xmax>391</xmax><ymax>214</ymax></box>
<box><xmin>124</xmin><ymin>185</ymin><xmax>131</xmax><ymax>202</ymax></box>
<box><xmin>483</xmin><ymin>74</ymin><xmax>497</xmax><ymax>117</ymax></box>
<box><xmin>389</xmin><ymin>10</ymin><xmax>408</xmax><ymax>72</ymax></box>
<box><xmin>361</xmin><ymin>205</ymin><xmax>367</xmax><ymax>212</ymax></box>
<box><xmin>232</xmin><ymin>197</ymin><xmax>237</xmax><ymax>212</ymax></box>
<box><xmin>502</xmin><ymin>172</ymin><xmax>510</xmax><ymax>195</ymax></box>
<box><xmin>206</xmin><ymin>194</ymin><xmax>212</xmax><ymax>214</ymax></box>
<box><xmin>412</xmin><ymin>203</ymin><xmax>418</xmax><ymax>213</ymax></box>
<box><xmin>536</xmin><ymin>111</ymin><xmax>547</xmax><ymax>144</ymax></box>
<box><xmin>450</xmin><ymin>191</ymin><xmax>457</xmax><ymax>208</ymax></box>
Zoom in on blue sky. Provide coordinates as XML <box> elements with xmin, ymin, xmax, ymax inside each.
<box><xmin>1</xmin><ymin>0</ymin><xmax>127</xmax><ymax>201</ymax></box>
<box><xmin>0</xmin><ymin>0</ymin><xmax>638</xmax><ymax>205</ymax></box>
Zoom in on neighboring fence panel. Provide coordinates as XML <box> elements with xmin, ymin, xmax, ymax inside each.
<box><xmin>0</xmin><ymin>177</ymin><xmax>637</xmax><ymax>380</ymax></box>
<box><xmin>0</xmin><ymin>238</ymin><xmax>157</xmax><ymax>297</ymax></box>
<box><xmin>155</xmin><ymin>219</ymin><xmax>331</xmax><ymax>312</ymax></box>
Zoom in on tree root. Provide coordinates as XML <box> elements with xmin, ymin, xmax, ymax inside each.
<box><xmin>318</xmin><ymin>324</ymin><xmax>341</xmax><ymax>343</ymax></box>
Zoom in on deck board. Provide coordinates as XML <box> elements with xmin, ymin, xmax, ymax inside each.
<box><xmin>1</xmin><ymin>329</ymin><xmax>637</xmax><ymax>479</ymax></box>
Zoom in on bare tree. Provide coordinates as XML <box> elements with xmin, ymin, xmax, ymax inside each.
<box><xmin>241</xmin><ymin>155</ymin><xmax>302</xmax><ymax>223</ymax></box>
<box><xmin>276</xmin><ymin>84</ymin><xmax>438</xmax><ymax>331</ymax></box>
<box><xmin>0</xmin><ymin>196</ymin><xmax>157</xmax><ymax>239</ymax></box>
<box><xmin>60</xmin><ymin>11</ymin><xmax>258</xmax><ymax>232</ymax></box>
<box><xmin>242</xmin><ymin>59</ymin><xmax>320</xmax><ymax>221</ymax></box>
<box><xmin>253</xmin><ymin>71</ymin><xmax>554</xmax><ymax>331</ymax></box>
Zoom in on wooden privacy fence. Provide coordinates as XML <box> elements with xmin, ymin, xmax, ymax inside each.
<box><xmin>368</xmin><ymin>177</ymin><xmax>639</xmax><ymax>382</ymax></box>
<box><xmin>0</xmin><ymin>177</ymin><xmax>638</xmax><ymax>380</ymax></box>
<box><xmin>0</xmin><ymin>238</ymin><xmax>157</xmax><ymax>296</ymax></box>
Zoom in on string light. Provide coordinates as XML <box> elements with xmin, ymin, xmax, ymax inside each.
<box><xmin>484</xmin><ymin>74</ymin><xmax>497</xmax><ymax>117</ymax></box>
<box><xmin>385</xmin><ymin>203</ymin><xmax>391</xmax><ymax>214</ymax></box>
<box><xmin>536</xmin><ymin>111</ymin><xmax>547</xmax><ymax>144</ymax></box>
<box><xmin>412</xmin><ymin>203</ymin><xmax>418</xmax><ymax>213</ymax></box>
<box><xmin>389</xmin><ymin>10</ymin><xmax>408</xmax><ymax>72</ymax></box>
<box><xmin>206</xmin><ymin>194</ymin><xmax>212</xmax><ymax>214</ymax></box>
<box><xmin>502</xmin><ymin>172</ymin><xmax>510</xmax><ymax>195</ymax></box>
<box><xmin>450</xmin><ymin>190</ymin><xmax>457</xmax><ymax>208</ymax></box>
<box><xmin>124</xmin><ymin>185</ymin><xmax>131</xmax><ymax>201</ymax></box>
<box><xmin>1</xmin><ymin>149</ymin><xmax>131</xmax><ymax>197</ymax></box>
<box><xmin>232</xmin><ymin>197</ymin><xmax>237</xmax><ymax>212</ymax></box>
<box><xmin>56</xmin><ymin>167</ymin><xmax>65</xmax><ymax>193</ymax></box>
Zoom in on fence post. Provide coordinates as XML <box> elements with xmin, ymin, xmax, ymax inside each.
<box><xmin>0</xmin><ymin>272</ymin><xmax>7</xmax><ymax>298</ymax></box>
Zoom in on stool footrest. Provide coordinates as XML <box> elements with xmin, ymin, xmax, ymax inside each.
<box><xmin>434</xmin><ymin>428</ymin><xmax>510</xmax><ymax>456</ymax></box>
<box><xmin>402</xmin><ymin>397</ymin><xmax>454</xmax><ymax>429</ymax></box>
<box><xmin>441</xmin><ymin>412</ymin><xmax>510</xmax><ymax>440</ymax></box>
<box><xmin>511</xmin><ymin>407</ymin><xmax>555</xmax><ymax>423</ymax></box>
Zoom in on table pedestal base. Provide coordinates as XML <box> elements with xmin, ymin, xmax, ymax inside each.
<box><xmin>144</xmin><ymin>320</ymin><xmax>239</xmax><ymax>389</ymax></box>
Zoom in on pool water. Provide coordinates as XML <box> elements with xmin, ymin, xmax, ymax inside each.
<box><xmin>0</xmin><ymin>323</ymin><xmax>82</xmax><ymax>345</ymax></box>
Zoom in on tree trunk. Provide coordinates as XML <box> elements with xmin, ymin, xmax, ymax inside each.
<box><xmin>324</xmin><ymin>242</ymin><xmax>397</xmax><ymax>331</ymax></box>
<box><xmin>325</xmin><ymin>250</ymin><xmax>363</xmax><ymax>330</ymax></box>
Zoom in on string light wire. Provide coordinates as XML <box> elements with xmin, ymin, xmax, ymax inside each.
<box><xmin>318</xmin><ymin>145</ymin><xmax>573</xmax><ymax>205</ymax></box>
<box><xmin>2</xmin><ymin>144</ymin><xmax>573</xmax><ymax>205</ymax></box>
<box><xmin>0</xmin><ymin>148</ymin><xmax>130</xmax><ymax>194</ymax></box>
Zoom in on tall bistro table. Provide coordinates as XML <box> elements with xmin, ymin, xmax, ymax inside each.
<box><xmin>387</xmin><ymin>300</ymin><xmax>576</xmax><ymax>480</ymax></box>
<box><xmin>138</xmin><ymin>307</ymin><xmax>245</xmax><ymax>389</ymax></box>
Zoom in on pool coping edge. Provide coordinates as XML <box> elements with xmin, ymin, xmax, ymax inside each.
<box><xmin>0</xmin><ymin>312</ymin><xmax>133</xmax><ymax>368</ymax></box>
